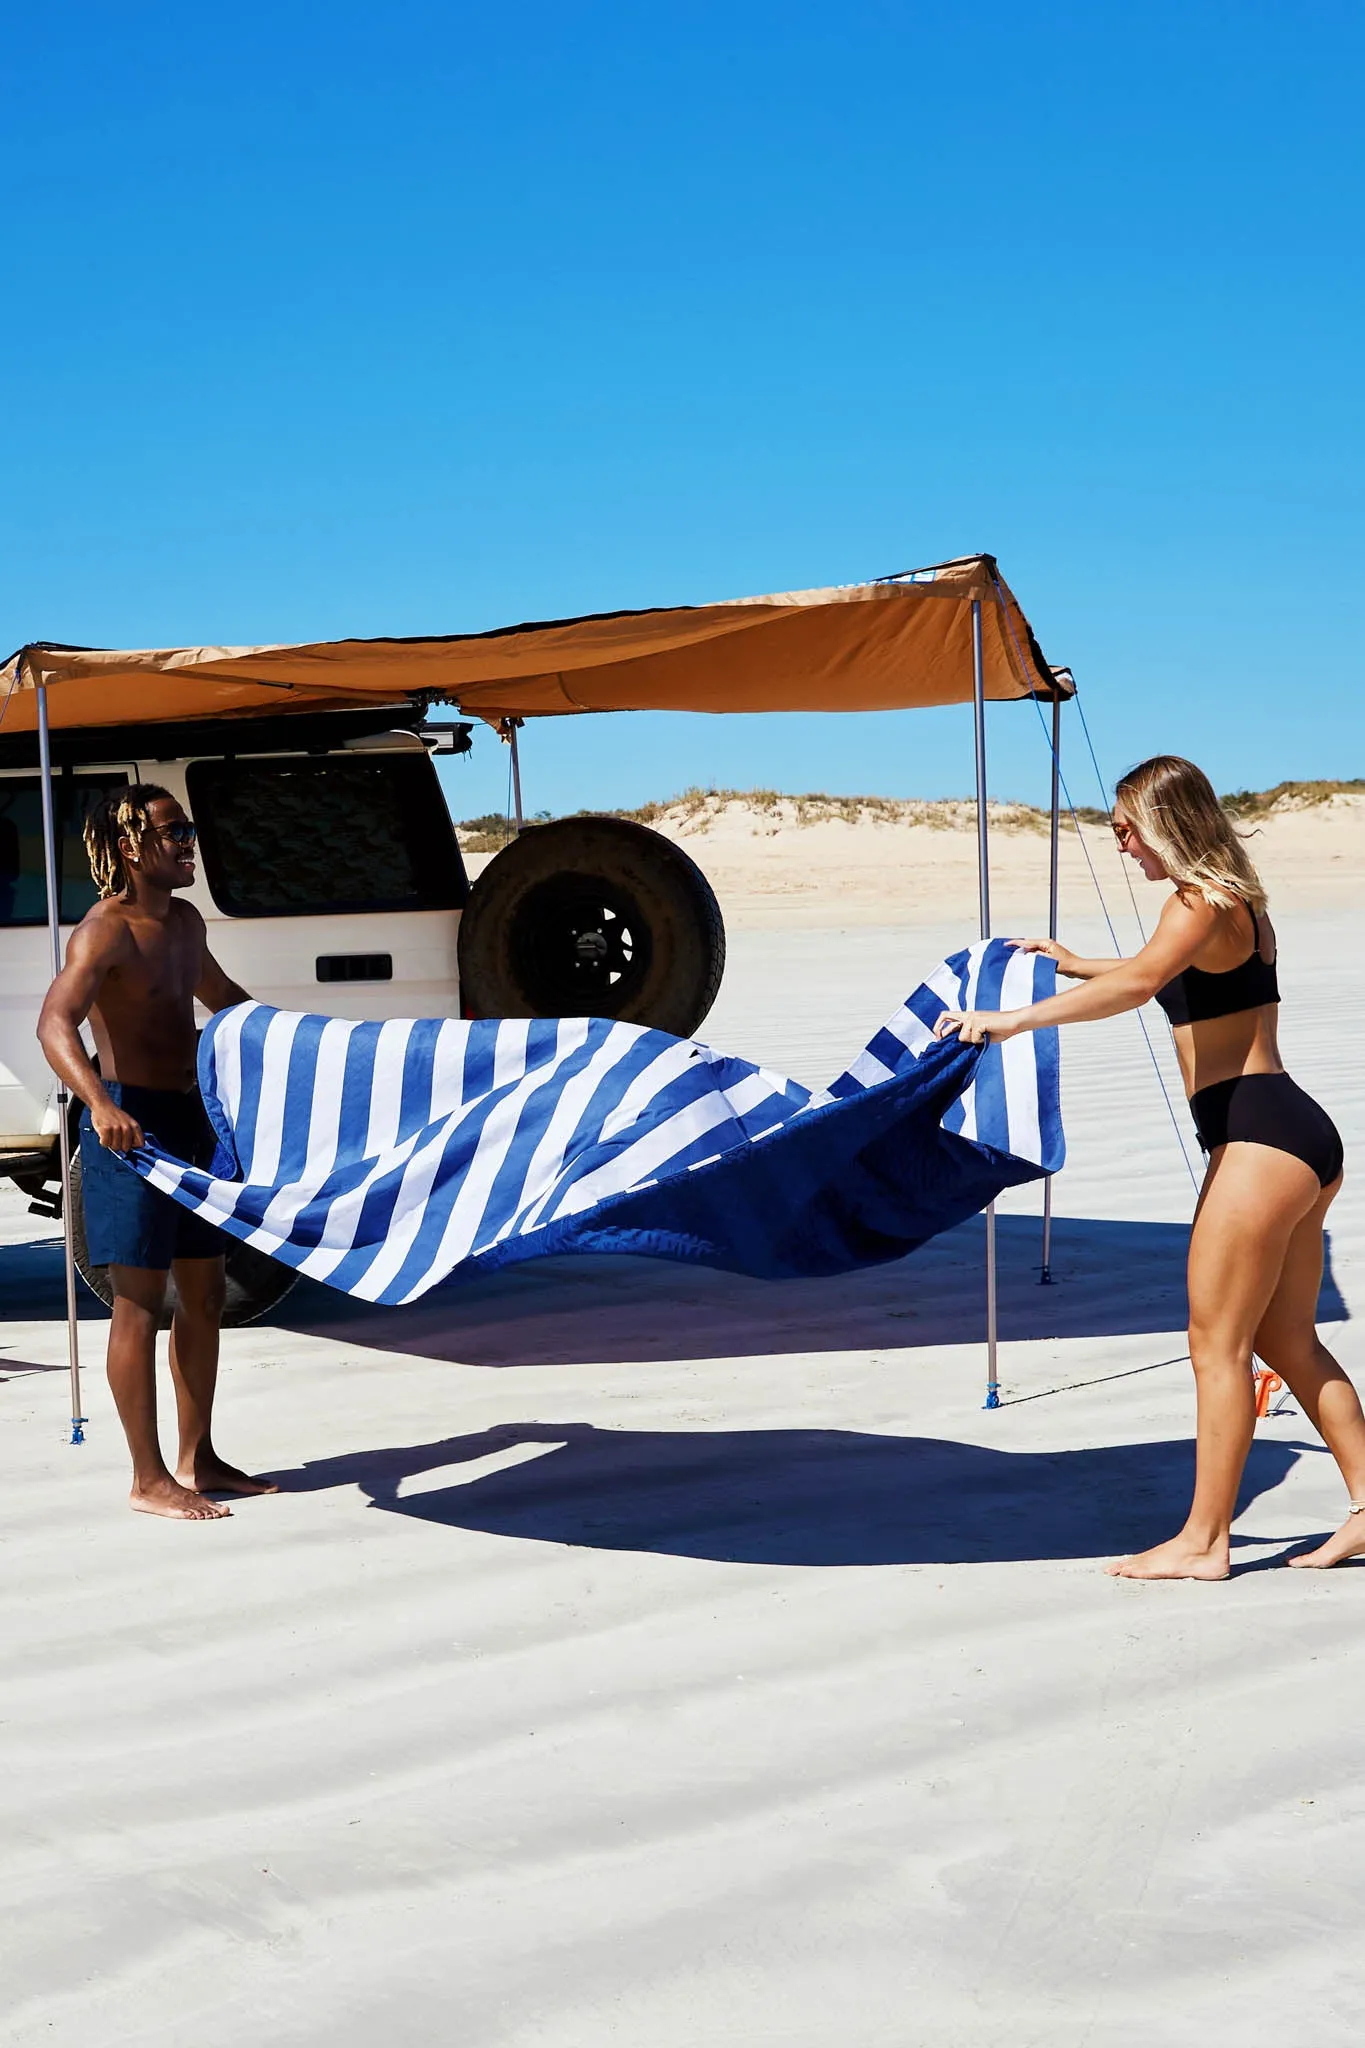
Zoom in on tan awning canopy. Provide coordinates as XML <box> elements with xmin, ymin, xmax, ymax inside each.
<box><xmin>0</xmin><ymin>554</ymin><xmax>1068</xmax><ymax>734</ymax></box>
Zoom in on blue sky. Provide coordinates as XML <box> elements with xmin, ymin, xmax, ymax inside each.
<box><xmin>4</xmin><ymin>1</ymin><xmax>1362</xmax><ymax>821</ymax></box>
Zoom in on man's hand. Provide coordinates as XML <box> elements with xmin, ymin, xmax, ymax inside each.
<box><xmin>90</xmin><ymin>1099</ymin><xmax>145</xmax><ymax>1152</ymax></box>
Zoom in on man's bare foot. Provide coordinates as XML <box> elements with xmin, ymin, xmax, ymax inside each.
<box><xmin>1287</xmin><ymin>1515</ymin><xmax>1365</xmax><ymax>1569</ymax></box>
<box><xmin>176</xmin><ymin>1454</ymin><xmax>279</xmax><ymax>1498</ymax></box>
<box><xmin>131</xmin><ymin>1475</ymin><xmax>231</xmax><ymax>1521</ymax></box>
<box><xmin>1106</xmin><ymin>1534</ymin><xmax>1230</xmax><ymax>1580</ymax></box>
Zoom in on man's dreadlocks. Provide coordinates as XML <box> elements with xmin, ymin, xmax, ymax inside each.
<box><xmin>84</xmin><ymin>784</ymin><xmax>174</xmax><ymax>899</ymax></box>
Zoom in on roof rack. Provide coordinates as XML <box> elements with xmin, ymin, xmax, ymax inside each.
<box><xmin>0</xmin><ymin>705</ymin><xmax>473</xmax><ymax>773</ymax></box>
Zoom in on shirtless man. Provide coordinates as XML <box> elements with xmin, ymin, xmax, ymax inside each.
<box><xmin>38</xmin><ymin>783</ymin><xmax>277</xmax><ymax>1520</ymax></box>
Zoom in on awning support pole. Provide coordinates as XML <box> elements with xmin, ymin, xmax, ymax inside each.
<box><xmin>1040</xmin><ymin>687</ymin><xmax>1061</xmax><ymax>1285</ymax></box>
<box><xmin>971</xmin><ymin>600</ymin><xmax>999</xmax><ymax>1410</ymax></box>
<box><xmin>509</xmin><ymin>721</ymin><xmax>525</xmax><ymax>832</ymax></box>
<box><xmin>36</xmin><ymin>677</ymin><xmax>85</xmax><ymax>1445</ymax></box>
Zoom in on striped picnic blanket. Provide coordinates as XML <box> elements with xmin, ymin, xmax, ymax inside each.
<box><xmin>130</xmin><ymin>938</ymin><xmax>1062</xmax><ymax>1305</ymax></box>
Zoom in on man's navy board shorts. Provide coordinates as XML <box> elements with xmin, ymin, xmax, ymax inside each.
<box><xmin>79</xmin><ymin>1082</ymin><xmax>226</xmax><ymax>1269</ymax></box>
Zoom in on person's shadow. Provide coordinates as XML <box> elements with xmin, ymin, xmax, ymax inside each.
<box><xmin>268</xmin><ymin>1421</ymin><xmax>1310</xmax><ymax>1567</ymax></box>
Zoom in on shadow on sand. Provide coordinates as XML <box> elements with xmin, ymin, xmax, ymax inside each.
<box><xmin>271</xmin><ymin>1212</ymin><xmax>1349</xmax><ymax>1369</ymax></box>
<box><xmin>267</xmin><ymin>1420</ymin><xmax>1312</xmax><ymax>1568</ymax></box>
<box><xmin>0</xmin><ymin>1234</ymin><xmax>110</xmax><ymax>1324</ymax></box>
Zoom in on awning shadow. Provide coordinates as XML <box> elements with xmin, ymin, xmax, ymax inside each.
<box><xmin>267</xmin><ymin>1421</ymin><xmax>1309</xmax><ymax>1567</ymax></box>
<box><xmin>0</xmin><ymin>1214</ymin><xmax>1348</xmax><ymax>1375</ymax></box>
<box><xmin>272</xmin><ymin>1214</ymin><xmax>1349</xmax><ymax>1367</ymax></box>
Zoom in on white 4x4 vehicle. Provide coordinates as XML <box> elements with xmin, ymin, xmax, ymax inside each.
<box><xmin>0</xmin><ymin>702</ymin><xmax>724</xmax><ymax>1320</ymax></box>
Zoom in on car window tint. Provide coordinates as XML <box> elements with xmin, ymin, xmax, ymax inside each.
<box><xmin>186</xmin><ymin>754</ymin><xmax>468</xmax><ymax>918</ymax></box>
<box><xmin>0</xmin><ymin>775</ymin><xmax>129</xmax><ymax>927</ymax></box>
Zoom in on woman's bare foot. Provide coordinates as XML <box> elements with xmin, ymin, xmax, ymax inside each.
<box><xmin>131</xmin><ymin>1475</ymin><xmax>231</xmax><ymax>1521</ymax></box>
<box><xmin>1106</xmin><ymin>1533</ymin><xmax>1230</xmax><ymax>1580</ymax></box>
<box><xmin>1287</xmin><ymin>1515</ymin><xmax>1365</xmax><ymax>1569</ymax></box>
<box><xmin>176</xmin><ymin>1453</ymin><xmax>279</xmax><ymax>1498</ymax></box>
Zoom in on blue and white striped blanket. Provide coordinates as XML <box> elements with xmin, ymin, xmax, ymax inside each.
<box><xmin>130</xmin><ymin>939</ymin><xmax>1062</xmax><ymax>1305</ymax></box>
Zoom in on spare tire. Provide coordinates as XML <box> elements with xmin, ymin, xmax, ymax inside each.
<box><xmin>68</xmin><ymin>1150</ymin><xmax>297</xmax><ymax>1329</ymax></box>
<box><xmin>458</xmin><ymin>816</ymin><xmax>725</xmax><ymax>1036</ymax></box>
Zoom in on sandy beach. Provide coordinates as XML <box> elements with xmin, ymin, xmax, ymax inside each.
<box><xmin>5</xmin><ymin>801</ymin><xmax>1365</xmax><ymax>2046</ymax></box>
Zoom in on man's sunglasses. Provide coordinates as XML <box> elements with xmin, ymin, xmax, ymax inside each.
<box><xmin>156</xmin><ymin>821</ymin><xmax>198</xmax><ymax>847</ymax></box>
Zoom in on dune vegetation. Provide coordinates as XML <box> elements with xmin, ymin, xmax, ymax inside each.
<box><xmin>455</xmin><ymin>778</ymin><xmax>1364</xmax><ymax>850</ymax></box>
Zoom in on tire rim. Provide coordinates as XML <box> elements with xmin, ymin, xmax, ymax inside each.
<box><xmin>509</xmin><ymin>874</ymin><xmax>654</xmax><ymax>1013</ymax></box>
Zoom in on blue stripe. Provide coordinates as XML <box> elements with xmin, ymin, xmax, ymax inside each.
<box><xmin>967</xmin><ymin>943</ymin><xmax>1011</xmax><ymax>1151</ymax></box>
<box><xmin>906</xmin><ymin>985</ymin><xmax>948</xmax><ymax>1034</ymax></box>
<box><xmin>228</xmin><ymin>1005</ymin><xmax>274</xmax><ymax>1177</ymax></box>
<box><xmin>336</xmin><ymin>1021</ymin><xmax>385</xmax><ymax>1160</ymax></box>
<box><xmin>862</xmin><ymin>1027</ymin><xmax>911</xmax><ymax>1077</ymax></box>
<box><xmin>396</xmin><ymin>1018</ymin><xmax>442</xmax><ymax>1142</ymax></box>
<box><xmin>271</xmin><ymin>1015</ymin><xmax>329</xmax><ymax>1181</ymax></box>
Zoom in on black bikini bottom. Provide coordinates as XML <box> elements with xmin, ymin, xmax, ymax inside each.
<box><xmin>1190</xmin><ymin>1073</ymin><xmax>1344</xmax><ymax>1188</ymax></box>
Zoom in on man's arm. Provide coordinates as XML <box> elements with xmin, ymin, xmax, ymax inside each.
<box><xmin>195</xmin><ymin>945</ymin><xmax>251</xmax><ymax>1014</ymax></box>
<box><xmin>36</xmin><ymin>916</ymin><xmax>144</xmax><ymax>1151</ymax></box>
<box><xmin>180</xmin><ymin>900</ymin><xmax>251</xmax><ymax>1013</ymax></box>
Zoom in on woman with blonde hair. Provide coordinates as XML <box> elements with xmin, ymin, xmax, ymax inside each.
<box><xmin>935</xmin><ymin>754</ymin><xmax>1362</xmax><ymax>1579</ymax></box>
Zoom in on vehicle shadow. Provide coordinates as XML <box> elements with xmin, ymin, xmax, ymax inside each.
<box><xmin>267</xmin><ymin>1420</ymin><xmax>1309</xmax><ymax>1567</ymax></box>
<box><xmin>273</xmin><ymin>1213</ymin><xmax>1349</xmax><ymax>1368</ymax></box>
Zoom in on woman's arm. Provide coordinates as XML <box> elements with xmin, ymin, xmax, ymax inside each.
<box><xmin>939</xmin><ymin>892</ymin><xmax>1218</xmax><ymax>1044</ymax></box>
<box><xmin>1008</xmin><ymin>938</ymin><xmax>1132</xmax><ymax>981</ymax></box>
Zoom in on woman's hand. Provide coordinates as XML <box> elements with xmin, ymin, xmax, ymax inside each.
<box><xmin>1009</xmin><ymin>937</ymin><xmax>1083</xmax><ymax>976</ymax></box>
<box><xmin>933</xmin><ymin>1009</ymin><xmax>1023</xmax><ymax>1046</ymax></box>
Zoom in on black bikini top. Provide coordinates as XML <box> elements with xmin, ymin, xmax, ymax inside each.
<box><xmin>1154</xmin><ymin>901</ymin><xmax>1280</xmax><ymax>1026</ymax></box>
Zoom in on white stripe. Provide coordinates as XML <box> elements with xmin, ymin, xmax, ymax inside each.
<box><xmin>997</xmin><ymin>948</ymin><xmax>1043</xmax><ymax>1164</ymax></box>
<box><xmin>879</xmin><ymin>1005</ymin><xmax>937</xmax><ymax>1057</ymax></box>
<box><xmin>716</xmin><ymin>1070</ymin><xmax>789</xmax><ymax>1120</ymax></box>
<box><xmin>285</xmin><ymin>1022</ymin><xmax>491</xmax><ymax>1276</ymax></box>
<box><xmin>924</xmin><ymin>956</ymin><xmax>969</xmax><ymax>1009</ymax></box>
<box><xmin>381</xmin><ymin>1023</ymin><xmax>593</xmax><ymax>1294</ymax></box>
<box><xmin>489</xmin><ymin>1022</ymin><xmax>641</xmax><ymax>1242</ymax></box>
<box><xmin>430</xmin><ymin>1019</ymin><xmax>469</xmax><ymax>1112</ymax></box>
<box><xmin>595</xmin><ymin>1037</ymin><xmax>701</xmax><ymax>1144</ymax></box>
<box><xmin>362</xmin><ymin>1020</ymin><xmax>418</xmax><ymax>1157</ymax></box>
<box><xmin>546</xmin><ymin>1088</ymin><xmax>743</xmax><ymax>1218</ymax></box>
<box><xmin>292</xmin><ymin>1111</ymin><xmax>466</xmax><ymax>1277</ymax></box>
<box><xmin>208</xmin><ymin>1006</ymin><xmax>248</xmax><ymax>1152</ymax></box>
<box><xmin>257</xmin><ymin>1018</ymin><xmax>353</xmax><ymax>1243</ymax></box>
<box><xmin>492</xmin><ymin>1018</ymin><xmax>532</xmax><ymax>1094</ymax></box>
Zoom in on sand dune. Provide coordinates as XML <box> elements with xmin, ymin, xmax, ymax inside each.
<box><xmin>465</xmin><ymin>788</ymin><xmax>1365</xmax><ymax>930</ymax></box>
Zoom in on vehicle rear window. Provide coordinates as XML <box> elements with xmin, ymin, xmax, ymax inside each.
<box><xmin>0</xmin><ymin>774</ymin><xmax>129</xmax><ymax>927</ymax></box>
<box><xmin>185</xmin><ymin>754</ymin><xmax>469</xmax><ymax>918</ymax></box>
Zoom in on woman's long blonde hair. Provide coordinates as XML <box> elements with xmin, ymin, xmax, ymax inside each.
<box><xmin>1114</xmin><ymin>755</ymin><xmax>1267</xmax><ymax>914</ymax></box>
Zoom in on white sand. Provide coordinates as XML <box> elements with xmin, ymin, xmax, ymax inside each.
<box><xmin>5</xmin><ymin>809</ymin><xmax>1365</xmax><ymax>2045</ymax></box>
